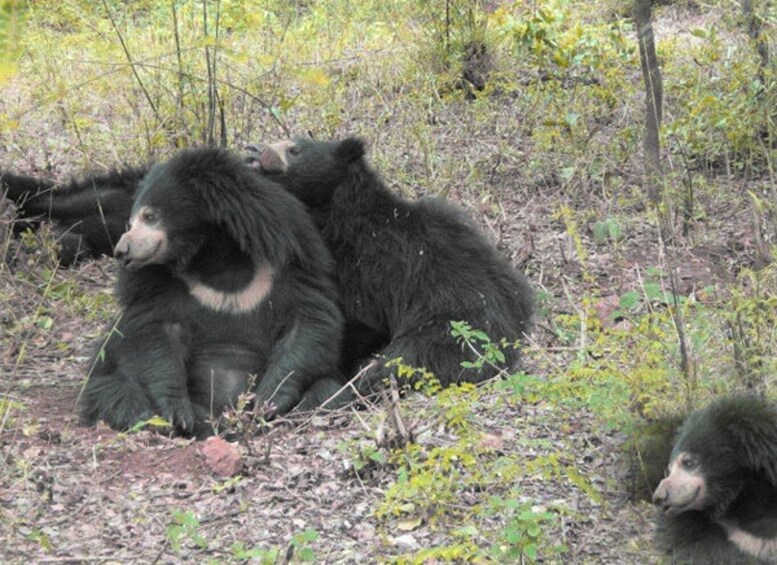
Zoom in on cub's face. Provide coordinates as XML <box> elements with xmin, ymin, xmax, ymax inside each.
<box><xmin>652</xmin><ymin>449</ymin><xmax>708</xmax><ymax>516</ymax></box>
<box><xmin>244</xmin><ymin>137</ymin><xmax>365</xmax><ymax>207</ymax></box>
<box><xmin>652</xmin><ymin>406</ymin><xmax>743</xmax><ymax>518</ymax></box>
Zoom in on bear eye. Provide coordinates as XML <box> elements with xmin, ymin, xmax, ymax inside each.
<box><xmin>142</xmin><ymin>210</ymin><xmax>158</xmax><ymax>224</ymax></box>
<box><xmin>681</xmin><ymin>457</ymin><xmax>697</xmax><ymax>471</ymax></box>
<box><xmin>288</xmin><ymin>145</ymin><xmax>300</xmax><ymax>156</ymax></box>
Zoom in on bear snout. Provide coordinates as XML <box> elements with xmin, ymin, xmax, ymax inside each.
<box><xmin>258</xmin><ymin>145</ymin><xmax>287</xmax><ymax>174</ymax></box>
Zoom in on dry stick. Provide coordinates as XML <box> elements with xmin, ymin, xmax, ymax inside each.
<box><xmin>444</xmin><ymin>0</ymin><xmax>451</xmax><ymax>57</ymax></box>
<box><xmin>288</xmin><ymin>361</ymin><xmax>379</xmax><ymax>436</ymax></box>
<box><xmin>560</xmin><ymin>278</ymin><xmax>587</xmax><ymax>358</ymax></box>
<box><xmin>741</xmin><ymin>0</ymin><xmax>770</xmax><ymax>84</ymax></box>
<box><xmin>668</xmin><ymin>264</ymin><xmax>693</xmax><ymax>409</ymax></box>
<box><xmin>38</xmin><ymin>559</ymin><xmax>116</xmax><ymax>563</ymax></box>
<box><xmin>634</xmin><ymin>254</ymin><xmax>690</xmax><ymax>399</ymax></box>
<box><xmin>129</xmin><ymin>60</ymin><xmax>290</xmax><ymax>136</ymax></box>
<box><xmin>101</xmin><ymin>0</ymin><xmax>161</xmax><ymax>124</ymax></box>
<box><xmin>749</xmin><ymin>192</ymin><xmax>774</xmax><ymax>267</ymax></box>
<box><xmin>635</xmin><ymin>0</ymin><xmax>663</xmax><ymax>207</ymax></box>
<box><xmin>383</xmin><ymin>375</ymin><xmax>412</xmax><ymax>444</ymax></box>
<box><xmin>212</xmin><ymin>0</ymin><xmax>223</xmax><ymax>145</ymax></box>
<box><xmin>670</xmin><ymin>136</ymin><xmax>695</xmax><ymax>237</ymax></box>
<box><xmin>202</xmin><ymin>0</ymin><xmax>212</xmax><ymax>143</ymax></box>
<box><xmin>149</xmin><ymin>540</ymin><xmax>169</xmax><ymax>565</ymax></box>
<box><xmin>636</xmin><ymin>0</ymin><xmax>678</xmax><ymax>340</ymax></box>
<box><xmin>170</xmin><ymin>1</ymin><xmax>186</xmax><ymax>140</ymax></box>
<box><xmin>729</xmin><ymin>310</ymin><xmax>754</xmax><ymax>387</ymax></box>
<box><xmin>262</xmin><ymin>370</ymin><xmax>297</xmax><ymax>413</ymax></box>
<box><xmin>635</xmin><ymin>1</ymin><xmax>695</xmax><ymax>403</ymax></box>
<box><xmin>77</xmin><ymin>312</ymin><xmax>124</xmax><ymax>413</ymax></box>
<box><xmin>318</xmin><ymin>359</ymin><xmax>377</xmax><ymax>410</ymax></box>
<box><xmin>202</xmin><ymin>0</ymin><xmax>222</xmax><ymax>145</ymax></box>
<box><xmin>650</xmin><ymin>231</ymin><xmax>694</xmax><ymax>409</ymax></box>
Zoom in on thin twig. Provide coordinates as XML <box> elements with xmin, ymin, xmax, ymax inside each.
<box><xmin>101</xmin><ymin>0</ymin><xmax>160</xmax><ymax>123</ymax></box>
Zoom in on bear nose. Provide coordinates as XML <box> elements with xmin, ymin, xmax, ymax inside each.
<box><xmin>652</xmin><ymin>485</ymin><xmax>669</xmax><ymax>506</ymax></box>
<box><xmin>114</xmin><ymin>240</ymin><xmax>129</xmax><ymax>259</ymax></box>
<box><xmin>244</xmin><ymin>144</ymin><xmax>264</xmax><ymax>169</ymax></box>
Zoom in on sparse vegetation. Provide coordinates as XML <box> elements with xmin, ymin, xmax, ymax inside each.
<box><xmin>1</xmin><ymin>0</ymin><xmax>776</xmax><ymax>562</ymax></box>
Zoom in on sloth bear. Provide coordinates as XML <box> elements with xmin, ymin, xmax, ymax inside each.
<box><xmin>244</xmin><ymin>137</ymin><xmax>535</xmax><ymax>395</ymax></box>
<box><xmin>4</xmin><ymin>136</ymin><xmax>535</xmax><ymax>397</ymax></box>
<box><xmin>651</xmin><ymin>396</ymin><xmax>777</xmax><ymax>564</ymax></box>
<box><xmin>79</xmin><ymin>147</ymin><xmax>345</xmax><ymax>437</ymax></box>
<box><xmin>0</xmin><ymin>167</ymin><xmax>146</xmax><ymax>265</ymax></box>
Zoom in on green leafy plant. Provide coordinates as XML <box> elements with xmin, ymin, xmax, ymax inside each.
<box><xmin>486</xmin><ymin>496</ymin><xmax>562</xmax><ymax>561</ymax></box>
<box><xmin>166</xmin><ymin>510</ymin><xmax>208</xmax><ymax>554</ymax></box>
<box><xmin>662</xmin><ymin>21</ymin><xmax>775</xmax><ymax>174</ymax></box>
<box><xmin>385</xmin><ymin>357</ymin><xmax>442</xmax><ymax>395</ymax></box>
<box><xmin>593</xmin><ymin>216</ymin><xmax>623</xmax><ymax>245</ymax></box>
<box><xmin>230</xmin><ymin>541</ymin><xmax>279</xmax><ymax>563</ymax></box>
<box><xmin>450</xmin><ymin>320</ymin><xmax>513</xmax><ymax>371</ymax></box>
<box><xmin>125</xmin><ymin>415</ymin><xmax>172</xmax><ymax>435</ymax></box>
<box><xmin>497</xmin><ymin>371</ymin><xmax>548</xmax><ymax>404</ymax></box>
<box><xmin>289</xmin><ymin>529</ymin><xmax>319</xmax><ymax>562</ymax></box>
<box><xmin>369</xmin><ymin>342</ymin><xmax>587</xmax><ymax>561</ymax></box>
<box><xmin>340</xmin><ymin>440</ymin><xmax>388</xmax><ymax>476</ymax></box>
<box><xmin>0</xmin><ymin>397</ymin><xmax>25</xmax><ymax>433</ymax></box>
<box><xmin>725</xmin><ymin>265</ymin><xmax>777</xmax><ymax>389</ymax></box>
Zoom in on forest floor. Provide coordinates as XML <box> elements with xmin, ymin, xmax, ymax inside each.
<box><xmin>0</xmin><ymin>164</ymin><xmax>755</xmax><ymax>563</ymax></box>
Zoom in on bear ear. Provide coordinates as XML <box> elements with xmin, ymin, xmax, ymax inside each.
<box><xmin>336</xmin><ymin>137</ymin><xmax>366</xmax><ymax>163</ymax></box>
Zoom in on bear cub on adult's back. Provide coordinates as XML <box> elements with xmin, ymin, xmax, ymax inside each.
<box><xmin>246</xmin><ymin>137</ymin><xmax>535</xmax><ymax>395</ymax></box>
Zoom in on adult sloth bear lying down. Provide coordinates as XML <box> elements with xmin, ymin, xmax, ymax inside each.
<box><xmin>79</xmin><ymin>147</ymin><xmax>346</xmax><ymax>437</ymax></box>
<box><xmin>1</xmin><ymin>166</ymin><xmax>147</xmax><ymax>265</ymax></box>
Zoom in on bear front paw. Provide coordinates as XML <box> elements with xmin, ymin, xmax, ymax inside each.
<box><xmin>161</xmin><ymin>397</ymin><xmax>196</xmax><ymax>433</ymax></box>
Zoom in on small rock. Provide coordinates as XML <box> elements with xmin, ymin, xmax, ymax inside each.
<box><xmin>392</xmin><ymin>533</ymin><xmax>419</xmax><ymax>551</ymax></box>
<box><xmin>481</xmin><ymin>432</ymin><xmax>503</xmax><ymax>450</ymax></box>
<box><xmin>201</xmin><ymin>436</ymin><xmax>243</xmax><ymax>477</ymax></box>
<box><xmin>594</xmin><ymin>294</ymin><xmax>621</xmax><ymax>328</ymax></box>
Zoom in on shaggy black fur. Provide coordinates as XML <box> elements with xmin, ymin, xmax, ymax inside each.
<box><xmin>650</xmin><ymin>396</ymin><xmax>777</xmax><ymax>564</ymax></box>
<box><xmin>245</xmin><ymin>137</ymin><xmax>535</xmax><ymax>395</ymax></box>
<box><xmin>79</xmin><ymin>148</ymin><xmax>345</xmax><ymax>437</ymax></box>
<box><xmin>1</xmin><ymin>167</ymin><xmax>146</xmax><ymax>265</ymax></box>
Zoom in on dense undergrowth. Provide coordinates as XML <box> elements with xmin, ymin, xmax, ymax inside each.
<box><xmin>1</xmin><ymin>0</ymin><xmax>776</xmax><ymax>562</ymax></box>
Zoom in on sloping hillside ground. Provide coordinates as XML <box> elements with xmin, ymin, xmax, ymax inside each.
<box><xmin>1</xmin><ymin>1</ymin><xmax>775</xmax><ymax>563</ymax></box>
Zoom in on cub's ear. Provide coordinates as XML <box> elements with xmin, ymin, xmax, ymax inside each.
<box><xmin>336</xmin><ymin>137</ymin><xmax>366</xmax><ymax>163</ymax></box>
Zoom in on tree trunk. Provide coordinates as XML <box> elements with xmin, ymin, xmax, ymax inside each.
<box><xmin>634</xmin><ymin>0</ymin><xmax>663</xmax><ymax>205</ymax></box>
<box><xmin>741</xmin><ymin>0</ymin><xmax>770</xmax><ymax>80</ymax></box>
